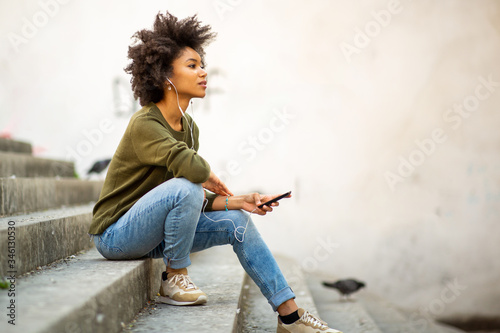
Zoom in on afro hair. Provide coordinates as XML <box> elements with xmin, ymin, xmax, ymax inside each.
<box><xmin>124</xmin><ymin>12</ymin><xmax>216</xmax><ymax>106</ymax></box>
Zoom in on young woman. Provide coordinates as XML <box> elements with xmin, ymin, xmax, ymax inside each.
<box><xmin>89</xmin><ymin>12</ymin><xmax>341</xmax><ymax>333</ymax></box>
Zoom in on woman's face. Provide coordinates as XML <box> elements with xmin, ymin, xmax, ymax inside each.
<box><xmin>168</xmin><ymin>47</ymin><xmax>208</xmax><ymax>99</ymax></box>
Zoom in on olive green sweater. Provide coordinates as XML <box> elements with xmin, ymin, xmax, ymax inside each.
<box><xmin>89</xmin><ymin>102</ymin><xmax>216</xmax><ymax>235</ymax></box>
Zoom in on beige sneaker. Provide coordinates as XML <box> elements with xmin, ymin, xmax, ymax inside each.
<box><xmin>157</xmin><ymin>268</ymin><xmax>207</xmax><ymax>306</ymax></box>
<box><xmin>277</xmin><ymin>308</ymin><xmax>342</xmax><ymax>333</ymax></box>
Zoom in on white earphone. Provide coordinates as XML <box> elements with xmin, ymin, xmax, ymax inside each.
<box><xmin>166</xmin><ymin>77</ymin><xmax>195</xmax><ymax>150</ymax></box>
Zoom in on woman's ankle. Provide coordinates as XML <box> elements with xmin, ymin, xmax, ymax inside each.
<box><xmin>166</xmin><ymin>266</ymin><xmax>188</xmax><ymax>274</ymax></box>
<box><xmin>277</xmin><ymin>299</ymin><xmax>299</xmax><ymax>316</ymax></box>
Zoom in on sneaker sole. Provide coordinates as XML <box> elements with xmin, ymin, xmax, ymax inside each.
<box><xmin>277</xmin><ymin>324</ymin><xmax>343</xmax><ymax>333</ymax></box>
<box><xmin>157</xmin><ymin>294</ymin><xmax>207</xmax><ymax>306</ymax></box>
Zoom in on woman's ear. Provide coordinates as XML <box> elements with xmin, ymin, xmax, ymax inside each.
<box><xmin>165</xmin><ymin>78</ymin><xmax>172</xmax><ymax>91</ymax></box>
<box><xmin>166</xmin><ymin>77</ymin><xmax>174</xmax><ymax>91</ymax></box>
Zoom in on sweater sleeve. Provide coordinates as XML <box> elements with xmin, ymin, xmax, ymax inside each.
<box><xmin>204</xmin><ymin>191</ymin><xmax>218</xmax><ymax>211</ymax></box>
<box><xmin>130</xmin><ymin>115</ymin><xmax>211</xmax><ymax>183</ymax></box>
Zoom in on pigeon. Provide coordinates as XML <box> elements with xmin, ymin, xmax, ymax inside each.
<box><xmin>87</xmin><ymin>159</ymin><xmax>112</xmax><ymax>175</ymax></box>
<box><xmin>322</xmin><ymin>279</ymin><xmax>366</xmax><ymax>301</ymax></box>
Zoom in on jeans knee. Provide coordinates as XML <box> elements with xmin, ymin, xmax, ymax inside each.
<box><xmin>227</xmin><ymin>210</ymin><xmax>256</xmax><ymax>243</ymax></box>
<box><xmin>172</xmin><ymin>178</ymin><xmax>204</xmax><ymax>205</ymax></box>
<box><xmin>231</xmin><ymin>210</ymin><xmax>250</xmax><ymax>227</ymax></box>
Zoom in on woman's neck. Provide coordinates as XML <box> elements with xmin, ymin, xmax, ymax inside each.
<box><xmin>155</xmin><ymin>93</ymin><xmax>190</xmax><ymax>131</ymax></box>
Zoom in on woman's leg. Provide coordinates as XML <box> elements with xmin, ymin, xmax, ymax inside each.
<box><xmin>191</xmin><ymin>209</ymin><xmax>296</xmax><ymax>312</ymax></box>
<box><xmin>93</xmin><ymin>177</ymin><xmax>204</xmax><ymax>269</ymax></box>
<box><xmin>194</xmin><ymin>211</ymin><xmax>342</xmax><ymax>332</ymax></box>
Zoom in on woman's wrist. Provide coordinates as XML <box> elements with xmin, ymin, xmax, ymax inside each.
<box><xmin>214</xmin><ymin>194</ymin><xmax>244</xmax><ymax>211</ymax></box>
<box><xmin>226</xmin><ymin>195</ymin><xmax>244</xmax><ymax>210</ymax></box>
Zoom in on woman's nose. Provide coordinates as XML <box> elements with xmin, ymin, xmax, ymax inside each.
<box><xmin>200</xmin><ymin>68</ymin><xmax>207</xmax><ymax>78</ymax></box>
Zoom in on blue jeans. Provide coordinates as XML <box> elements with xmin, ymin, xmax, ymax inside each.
<box><xmin>93</xmin><ymin>177</ymin><xmax>295</xmax><ymax>311</ymax></box>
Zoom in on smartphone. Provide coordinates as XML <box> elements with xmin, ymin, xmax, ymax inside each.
<box><xmin>258</xmin><ymin>191</ymin><xmax>292</xmax><ymax>209</ymax></box>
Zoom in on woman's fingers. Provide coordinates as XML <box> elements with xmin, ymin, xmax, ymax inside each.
<box><xmin>253</xmin><ymin>193</ymin><xmax>274</xmax><ymax>214</ymax></box>
<box><xmin>217</xmin><ymin>183</ymin><xmax>233</xmax><ymax>196</ymax></box>
<box><xmin>220</xmin><ymin>182</ymin><xmax>234</xmax><ymax>196</ymax></box>
<box><xmin>203</xmin><ymin>171</ymin><xmax>233</xmax><ymax>196</ymax></box>
<box><xmin>252</xmin><ymin>193</ymin><xmax>262</xmax><ymax>206</ymax></box>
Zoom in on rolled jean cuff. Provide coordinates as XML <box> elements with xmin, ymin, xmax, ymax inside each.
<box><xmin>164</xmin><ymin>254</ymin><xmax>191</xmax><ymax>269</ymax></box>
<box><xmin>268</xmin><ymin>286</ymin><xmax>295</xmax><ymax>312</ymax></box>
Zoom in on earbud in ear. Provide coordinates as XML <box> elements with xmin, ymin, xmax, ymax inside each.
<box><xmin>166</xmin><ymin>78</ymin><xmax>172</xmax><ymax>90</ymax></box>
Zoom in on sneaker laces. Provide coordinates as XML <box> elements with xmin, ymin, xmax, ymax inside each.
<box><xmin>171</xmin><ymin>274</ymin><xmax>197</xmax><ymax>291</ymax></box>
<box><xmin>301</xmin><ymin>310</ymin><xmax>329</xmax><ymax>329</ymax></box>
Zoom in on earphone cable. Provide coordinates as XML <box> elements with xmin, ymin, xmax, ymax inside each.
<box><xmin>169</xmin><ymin>81</ymin><xmax>195</xmax><ymax>150</ymax></box>
<box><xmin>201</xmin><ymin>198</ymin><xmax>256</xmax><ymax>243</ymax></box>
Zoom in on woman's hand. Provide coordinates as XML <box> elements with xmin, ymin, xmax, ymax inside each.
<box><xmin>202</xmin><ymin>171</ymin><xmax>233</xmax><ymax>196</ymax></box>
<box><xmin>240</xmin><ymin>192</ymin><xmax>291</xmax><ymax>215</ymax></box>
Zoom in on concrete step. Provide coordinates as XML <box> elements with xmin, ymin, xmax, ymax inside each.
<box><xmin>0</xmin><ymin>151</ymin><xmax>75</xmax><ymax>178</ymax></box>
<box><xmin>306</xmin><ymin>273</ymin><xmax>467</xmax><ymax>333</ymax></box>
<box><xmin>235</xmin><ymin>254</ymin><xmax>321</xmax><ymax>332</ymax></box>
<box><xmin>0</xmin><ymin>177</ymin><xmax>102</xmax><ymax>216</ymax></box>
<box><xmin>0</xmin><ymin>138</ymin><xmax>32</xmax><ymax>154</ymax></box>
<box><xmin>0</xmin><ymin>247</ymin><xmax>164</xmax><ymax>333</ymax></box>
<box><xmin>125</xmin><ymin>245</ymin><xmax>245</xmax><ymax>333</ymax></box>
<box><xmin>0</xmin><ymin>204</ymin><xmax>95</xmax><ymax>276</ymax></box>
<box><xmin>357</xmin><ymin>291</ymin><xmax>466</xmax><ymax>333</ymax></box>
<box><xmin>306</xmin><ymin>273</ymin><xmax>382</xmax><ymax>333</ymax></box>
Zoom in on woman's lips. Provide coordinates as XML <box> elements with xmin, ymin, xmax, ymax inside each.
<box><xmin>199</xmin><ymin>80</ymin><xmax>207</xmax><ymax>88</ymax></box>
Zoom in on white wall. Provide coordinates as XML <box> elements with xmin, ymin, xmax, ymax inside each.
<box><xmin>1</xmin><ymin>0</ymin><xmax>499</xmax><ymax>321</ymax></box>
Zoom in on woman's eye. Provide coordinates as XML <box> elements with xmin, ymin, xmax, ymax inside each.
<box><xmin>188</xmin><ymin>64</ymin><xmax>196</xmax><ymax>68</ymax></box>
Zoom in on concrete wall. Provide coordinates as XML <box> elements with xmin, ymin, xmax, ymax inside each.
<box><xmin>1</xmin><ymin>0</ymin><xmax>499</xmax><ymax>321</ymax></box>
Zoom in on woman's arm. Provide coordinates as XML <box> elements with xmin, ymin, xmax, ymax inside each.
<box><xmin>211</xmin><ymin>192</ymin><xmax>291</xmax><ymax>215</ymax></box>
